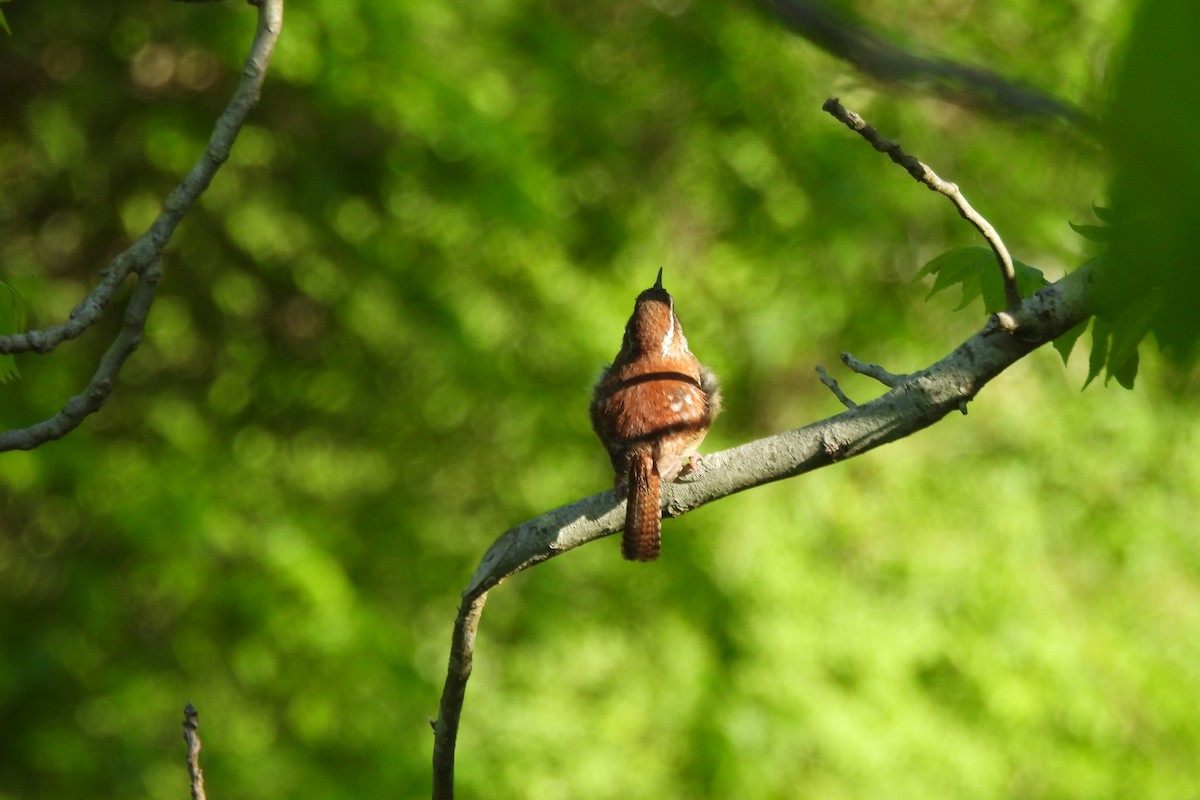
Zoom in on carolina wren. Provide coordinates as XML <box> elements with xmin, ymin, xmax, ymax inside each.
<box><xmin>590</xmin><ymin>269</ymin><xmax>721</xmax><ymax>561</ymax></box>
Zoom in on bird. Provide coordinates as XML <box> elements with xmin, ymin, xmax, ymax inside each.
<box><xmin>590</xmin><ymin>269</ymin><xmax>721</xmax><ymax>561</ymax></box>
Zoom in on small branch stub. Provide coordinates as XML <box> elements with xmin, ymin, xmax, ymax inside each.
<box><xmin>182</xmin><ymin>703</ymin><xmax>206</xmax><ymax>800</ymax></box>
<box><xmin>816</xmin><ymin>365</ymin><xmax>857</xmax><ymax>408</ymax></box>
<box><xmin>841</xmin><ymin>351</ymin><xmax>903</xmax><ymax>387</ymax></box>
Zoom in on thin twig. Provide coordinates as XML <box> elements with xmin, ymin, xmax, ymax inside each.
<box><xmin>816</xmin><ymin>365</ymin><xmax>857</xmax><ymax>408</ymax></box>
<box><xmin>0</xmin><ymin>0</ymin><xmax>284</xmax><ymax>451</ymax></box>
<box><xmin>430</xmin><ymin>265</ymin><xmax>1097</xmax><ymax>798</ymax></box>
<box><xmin>822</xmin><ymin>98</ymin><xmax>1023</xmax><ymax>316</ymax></box>
<box><xmin>0</xmin><ymin>264</ymin><xmax>130</xmax><ymax>355</ymax></box>
<box><xmin>840</xmin><ymin>351</ymin><xmax>903</xmax><ymax>387</ymax></box>
<box><xmin>182</xmin><ymin>703</ymin><xmax>206</xmax><ymax>800</ymax></box>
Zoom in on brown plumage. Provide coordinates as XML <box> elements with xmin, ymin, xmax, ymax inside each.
<box><xmin>590</xmin><ymin>269</ymin><xmax>721</xmax><ymax>561</ymax></box>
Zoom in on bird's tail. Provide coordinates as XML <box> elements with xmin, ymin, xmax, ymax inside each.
<box><xmin>623</xmin><ymin>451</ymin><xmax>661</xmax><ymax>561</ymax></box>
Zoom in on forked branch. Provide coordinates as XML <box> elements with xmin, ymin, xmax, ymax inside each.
<box><xmin>0</xmin><ymin>0</ymin><xmax>284</xmax><ymax>451</ymax></box>
<box><xmin>432</xmin><ymin>176</ymin><xmax>1095</xmax><ymax>799</ymax></box>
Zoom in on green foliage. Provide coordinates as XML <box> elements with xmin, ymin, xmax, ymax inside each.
<box><xmin>1067</xmin><ymin>221</ymin><xmax>1111</xmax><ymax>243</ymax></box>
<box><xmin>1</xmin><ymin>1</ymin><xmax>1197</xmax><ymax>799</ymax></box>
<box><xmin>1081</xmin><ymin>287</ymin><xmax>1160</xmax><ymax>390</ymax></box>
<box><xmin>916</xmin><ymin>245</ymin><xmax>1047</xmax><ymax>312</ymax></box>
<box><xmin>1051</xmin><ymin>317</ymin><xmax>1089</xmax><ymax>367</ymax></box>
<box><xmin>1102</xmin><ymin>0</ymin><xmax>1200</xmax><ymax>365</ymax></box>
<box><xmin>0</xmin><ymin>0</ymin><xmax>10</xmax><ymax>37</ymax></box>
<box><xmin>916</xmin><ymin>213</ymin><xmax>1161</xmax><ymax>389</ymax></box>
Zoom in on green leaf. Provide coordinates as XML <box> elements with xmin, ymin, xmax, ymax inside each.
<box><xmin>1072</xmin><ymin>284</ymin><xmax>1153</xmax><ymax>391</ymax></box>
<box><xmin>1110</xmin><ymin>348</ymin><xmax>1139</xmax><ymax>389</ymax></box>
<box><xmin>918</xmin><ymin>246</ymin><xmax>983</xmax><ymax>285</ymax></box>
<box><xmin>919</xmin><ymin>246</ymin><xmax>992</xmax><ymax>309</ymax></box>
<box><xmin>1014</xmin><ymin>260</ymin><xmax>1049</xmax><ymax>297</ymax></box>
<box><xmin>1092</xmin><ymin>205</ymin><xmax>1114</xmax><ymax>223</ymax></box>
<box><xmin>0</xmin><ymin>280</ymin><xmax>25</xmax><ymax>383</ymax></box>
<box><xmin>1069</xmin><ymin>221</ymin><xmax>1112</xmax><ymax>242</ymax></box>
<box><xmin>984</xmin><ymin>259</ymin><xmax>1048</xmax><ymax>311</ymax></box>
<box><xmin>1104</xmin><ymin>288</ymin><xmax>1159</xmax><ymax>390</ymax></box>
<box><xmin>919</xmin><ymin>246</ymin><xmax>1048</xmax><ymax>314</ymax></box>
<box><xmin>952</xmin><ymin>265</ymin><xmax>983</xmax><ymax>311</ymax></box>
<box><xmin>0</xmin><ymin>0</ymin><xmax>9</xmax><ymax>37</ymax></box>
<box><xmin>1106</xmin><ymin>0</ymin><xmax>1200</xmax><ymax>365</ymax></box>
<box><xmin>979</xmin><ymin>260</ymin><xmax>1005</xmax><ymax>313</ymax></box>
<box><xmin>1084</xmin><ymin>317</ymin><xmax>1110</xmax><ymax>389</ymax></box>
<box><xmin>1052</xmin><ymin>318</ymin><xmax>1089</xmax><ymax>364</ymax></box>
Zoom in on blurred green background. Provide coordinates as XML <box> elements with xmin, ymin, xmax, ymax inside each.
<box><xmin>2</xmin><ymin>1</ymin><xmax>1197</xmax><ymax>798</ymax></box>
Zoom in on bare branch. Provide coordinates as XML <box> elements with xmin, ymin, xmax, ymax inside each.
<box><xmin>148</xmin><ymin>0</ymin><xmax>283</xmax><ymax>255</ymax></box>
<box><xmin>0</xmin><ymin>0</ymin><xmax>284</xmax><ymax>451</ymax></box>
<box><xmin>431</xmin><ymin>264</ymin><xmax>1097</xmax><ymax>796</ymax></box>
<box><xmin>822</xmin><ymin>98</ymin><xmax>1023</xmax><ymax>316</ymax></box>
<box><xmin>766</xmin><ymin>0</ymin><xmax>1093</xmax><ymax>130</ymax></box>
<box><xmin>0</xmin><ymin>265</ymin><xmax>130</xmax><ymax>356</ymax></box>
<box><xmin>182</xmin><ymin>703</ymin><xmax>207</xmax><ymax>800</ymax></box>
<box><xmin>841</xmin><ymin>351</ymin><xmax>904</xmax><ymax>387</ymax></box>
<box><xmin>0</xmin><ymin>261</ymin><xmax>160</xmax><ymax>451</ymax></box>
<box><xmin>816</xmin><ymin>364</ymin><xmax>857</xmax><ymax>408</ymax></box>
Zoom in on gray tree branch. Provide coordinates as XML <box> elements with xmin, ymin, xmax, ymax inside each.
<box><xmin>0</xmin><ymin>0</ymin><xmax>285</xmax><ymax>451</ymax></box>
<box><xmin>430</xmin><ymin>102</ymin><xmax>1098</xmax><ymax>798</ymax></box>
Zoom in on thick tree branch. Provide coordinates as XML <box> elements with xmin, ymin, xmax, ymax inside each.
<box><xmin>431</xmin><ymin>593</ymin><xmax>488</xmax><ymax>799</ymax></box>
<box><xmin>431</xmin><ymin>262</ymin><xmax>1096</xmax><ymax>797</ymax></box>
<box><xmin>0</xmin><ymin>0</ymin><xmax>284</xmax><ymax>451</ymax></box>
<box><xmin>431</xmin><ymin>99</ymin><xmax>1099</xmax><ymax>798</ymax></box>
<box><xmin>474</xmin><ymin>268</ymin><xmax>1092</xmax><ymax>593</ymax></box>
